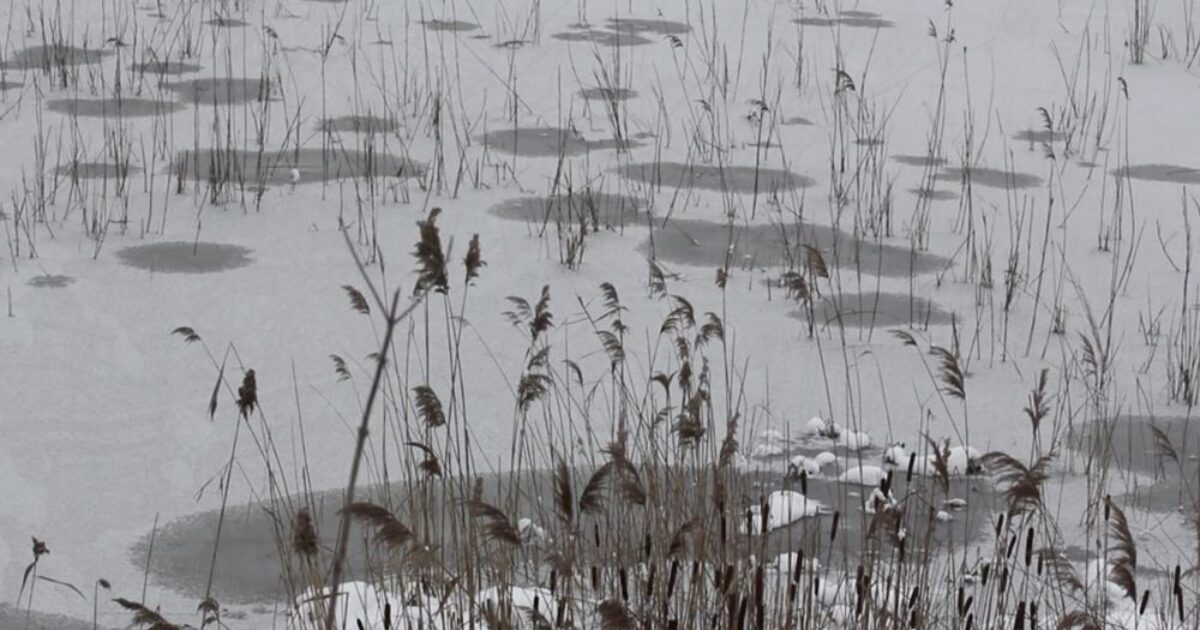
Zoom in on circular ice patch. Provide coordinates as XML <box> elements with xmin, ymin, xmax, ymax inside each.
<box><xmin>116</xmin><ymin>242</ymin><xmax>253</xmax><ymax>273</ymax></box>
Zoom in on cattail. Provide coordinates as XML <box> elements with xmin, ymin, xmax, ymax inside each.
<box><xmin>463</xmin><ymin>233</ymin><xmax>485</xmax><ymax>283</ymax></box>
<box><xmin>466</xmin><ymin>500</ymin><xmax>521</xmax><ymax>546</ymax></box>
<box><xmin>330</xmin><ymin>354</ymin><xmax>351</xmax><ymax>381</ymax></box>
<box><xmin>413</xmin><ymin>207</ymin><xmax>448</xmax><ymax>294</ymax></box>
<box><xmin>854</xmin><ymin>565</ymin><xmax>866</xmax><ymax>616</ymax></box>
<box><xmin>293</xmin><ymin>508</ymin><xmax>318</xmax><ymax>557</ymax></box>
<box><xmin>719</xmin><ymin>564</ymin><xmax>734</xmax><ymax>594</ymax></box>
<box><xmin>412</xmin><ymin>385</ymin><xmax>446</xmax><ymax>428</ymax></box>
<box><xmin>595</xmin><ymin>597</ymin><xmax>633</xmax><ymax>624</ymax></box>
<box><xmin>341</xmin><ymin>285</ymin><xmax>370</xmax><ymax>314</ymax></box>
<box><xmin>171</xmin><ymin>326</ymin><xmax>201</xmax><ymax>343</ymax></box>
<box><xmin>753</xmin><ymin>565</ymin><xmax>765</xmax><ymax>630</ymax></box>
<box><xmin>341</xmin><ymin>502</ymin><xmax>413</xmax><ymax>548</ymax></box>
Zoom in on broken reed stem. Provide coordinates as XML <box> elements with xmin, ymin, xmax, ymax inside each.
<box><xmin>323</xmin><ymin>227</ymin><xmax>423</xmax><ymax>630</ymax></box>
<box><xmin>323</xmin><ymin>289</ymin><xmax>402</xmax><ymax>630</ymax></box>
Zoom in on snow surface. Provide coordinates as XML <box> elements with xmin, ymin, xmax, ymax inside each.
<box><xmin>1</xmin><ymin>0</ymin><xmax>1196</xmax><ymax>626</ymax></box>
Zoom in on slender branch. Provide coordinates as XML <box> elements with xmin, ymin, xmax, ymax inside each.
<box><xmin>323</xmin><ymin>289</ymin><xmax>406</xmax><ymax>630</ymax></box>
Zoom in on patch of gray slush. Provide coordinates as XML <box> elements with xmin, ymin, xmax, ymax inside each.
<box><xmin>421</xmin><ymin>19</ymin><xmax>479</xmax><ymax>32</ymax></box>
<box><xmin>1113</xmin><ymin>164</ymin><xmax>1200</xmax><ymax>185</ymax></box>
<box><xmin>937</xmin><ymin>167</ymin><xmax>1043</xmax><ymax>189</ymax></box>
<box><xmin>481</xmin><ymin>127</ymin><xmax>638</xmax><ymax>157</ymax></box>
<box><xmin>56</xmin><ymin>161</ymin><xmax>138</xmax><ymax>180</ymax></box>
<box><xmin>318</xmin><ymin>114</ymin><xmax>399</xmax><ymax>134</ymax></box>
<box><xmin>551</xmin><ymin>29</ymin><xmax>653</xmax><ymax>47</ymax></box>
<box><xmin>579</xmin><ymin>87</ymin><xmax>637</xmax><ymax>101</ymax></box>
<box><xmin>892</xmin><ymin>154</ymin><xmax>948</xmax><ymax>167</ymax></box>
<box><xmin>1013</xmin><ymin>129</ymin><xmax>1065</xmax><ymax>143</ymax></box>
<box><xmin>792</xmin><ymin>291</ymin><xmax>955</xmax><ymax>329</ymax></box>
<box><xmin>643</xmin><ymin>218</ymin><xmax>948</xmax><ymax>278</ymax></box>
<box><xmin>618</xmin><ymin>161</ymin><xmax>815</xmax><ymax>194</ymax></box>
<box><xmin>27</xmin><ymin>274</ymin><xmax>75</xmax><ymax>288</ymax></box>
<box><xmin>1072</xmin><ymin>415</ymin><xmax>1200</xmax><ymax>514</ymax></box>
<box><xmin>115</xmin><ymin>242</ymin><xmax>253</xmax><ymax>273</ymax></box>
<box><xmin>203</xmin><ymin>17</ymin><xmax>249</xmax><ymax>27</ymax></box>
<box><xmin>1</xmin><ymin>44</ymin><xmax>109</xmax><ymax>70</ymax></box>
<box><xmin>796</xmin><ymin>11</ymin><xmax>895</xmax><ymax>28</ymax></box>
<box><xmin>46</xmin><ymin>98</ymin><xmax>184</xmax><ymax>117</ymax></box>
<box><xmin>131</xmin><ymin>60</ymin><xmax>204</xmax><ymax>75</ymax></box>
<box><xmin>910</xmin><ymin>187</ymin><xmax>958</xmax><ymax>200</ymax></box>
<box><xmin>489</xmin><ymin>192</ymin><xmax>644</xmax><ymax>228</ymax></box>
<box><xmin>603</xmin><ymin>17</ymin><xmax>692</xmax><ymax>35</ymax></box>
<box><xmin>173</xmin><ymin>148</ymin><xmax>421</xmax><ymax>186</ymax></box>
<box><xmin>166</xmin><ymin>77</ymin><xmax>273</xmax><ymax>105</ymax></box>
<box><xmin>130</xmin><ymin>465</ymin><xmax>993</xmax><ymax>605</ymax></box>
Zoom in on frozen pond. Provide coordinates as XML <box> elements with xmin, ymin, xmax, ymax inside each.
<box><xmin>3</xmin><ymin>0</ymin><xmax>1198</xmax><ymax>627</ymax></box>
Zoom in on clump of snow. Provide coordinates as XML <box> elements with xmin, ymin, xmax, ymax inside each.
<box><xmin>789</xmin><ymin>454</ymin><xmax>821</xmax><ymax>476</ymax></box>
<box><xmin>905</xmin><ymin>443</ymin><xmax>984</xmax><ymax>478</ymax></box>
<box><xmin>517</xmin><ymin>518</ymin><xmax>549</xmax><ymax>545</ymax></box>
<box><xmin>837</xmin><ymin>464</ymin><xmax>887</xmax><ymax>487</ymax></box>
<box><xmin>865</xmin><ymin>485</ymin><xmax>897</xmax><ymax>514</ymax></box>
<box><xmin>803</xmin><ymin>416</ymin><xmax>828</xmax><ymax>436</ymax></box>
<box><xmin>748</xmin><ymin>428</ymin><xmax>790</xmax><ymax>457</ymax></box>
<box><xmin>943</xmin><ymin>497</ymin><xmax>968</xmax><ymax>510</ymax></box>
<box><xmin>741</xmin><ymin>490</ymin><xmax>827</xmax><ymax>533</ymax></box>
<box><xmin>883</xmin><ymin>443</ymin><xmax>908</xmax><ymax>466</ymax></box>
<box><xmin>946</xmin><ymin>445</ymin><xmax>982</xmax><ymax>475</ymax></box>
<box><xmin>813</xmin><ymin>451</ymin><xmax>838</xmax><ymax>468</ymax></box>
<box><xmin>837</xmin><ymin>430</ymin><xmax>872</xmax><ymax>451</ymax></box>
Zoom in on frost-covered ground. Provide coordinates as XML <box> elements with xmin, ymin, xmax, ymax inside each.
<box><xmin>2</xmin><ymin>0</ymin><xmax>1200</xmax><ymax>627</ymax></box>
